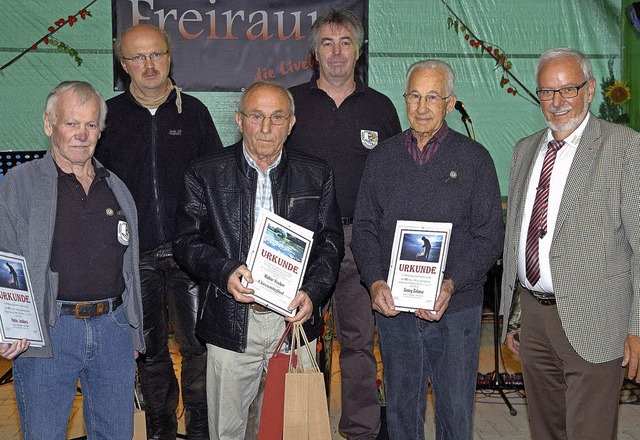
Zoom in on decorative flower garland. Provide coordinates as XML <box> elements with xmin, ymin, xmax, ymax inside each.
<box><xmin>0</xmin><ymin>0</ymin><xmax>97</xmax><ymax>73</ymax></box>
<box><xmin>441</xmin><ymin>0</ymin><xmax>540</xmax><ymax>106</ymax></box>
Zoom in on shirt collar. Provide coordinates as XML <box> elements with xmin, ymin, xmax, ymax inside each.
<box><xmin>406</xmin><ymin>121</ymin><xmax>450</xmax><ymax>146</ymax></box>
<box><xmin>309</xmin><ymin>72</ymin><xmax>365</xmax><ymax>95</ymax></box>
<box><xmin>54</xmin><ymin>159</ymin><xmax>107</xmax><ymax>178</ymax></box>
<box><xmin>544</xmin><ymin>112</ymin><xmax>591</xmax><ymax>149</ymax></box>
<box><xmin>242</xmin><ymin>143</ymin><xmax>282</xmax><ymax>175</ymax></box>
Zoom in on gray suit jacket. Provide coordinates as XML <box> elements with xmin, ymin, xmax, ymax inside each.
<box><xmin>500</xmin><ymin>114</ymin><xmax>640</xmax><ymax>363</ymax></box>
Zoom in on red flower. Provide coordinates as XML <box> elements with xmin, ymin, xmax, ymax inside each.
<box><xmin>79</xmin><ymin>9</ymin><xmax>88</xmax><ymax>20</ymax></box>
<box><xmin>44</xmin><ymin>37</ymin><xmax>49</xmax><ymax>45</ymax></box>
<box><xmin>55</xmin><ymin>18</ymin><xmax>66</xmax><ymax>27</ymax></box>
<box><xmin>499</xmin><ymin>55</ymin><xmax>506</xmax><ymax>64</ymax></box>
<box><xmin>493</xmin><ymin>48</ymin><xmax>500</xmax><ymax>57</ymax></box>
<box><xmin>31</xmin><ymin>44</ymin><xmax>37</xmax><ymax>51</ymax></box>
<box><xmin>507</xmin><ymin>87</ymin><xmax>514</xmax><ymax>93</ymax></box>
<box><xmin>464</xmin><ymin>34</ymin><xmax>470</xmax><ymax>41</ymax></box>
<box><xmin>68</xmin><ymin>15</ymin><xmax>78</xmax><ymax>27</ymax></box>
<box><xmin>48</xmin><ymin>26</ymin><xmax>55</xmax><ymax>33</ymax></box>
<box><xmin>486</xmin><ymin>45</ymin><xmax>493</xmax><ymax>53</ymax></box>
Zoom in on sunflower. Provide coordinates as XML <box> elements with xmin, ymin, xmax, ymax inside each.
<box><xmin>605</xmin><ymin>80</ymin><xmax>631</xmax><ymax>104</ymax></box>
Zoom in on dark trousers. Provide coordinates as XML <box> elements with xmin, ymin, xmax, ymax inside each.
<box><xmin>520</xmin><ymin>287</ymin><xmax>624</xmax><ymax>440</ymax></box>
<box><xmin>138</xmin><ymin>244</ymin><xmax>209</xmax><ymax>439</ymax></box>
<box><xmin>334</xmin><ymin>225</ymin><xmax>380</xmax><ymax>439</ymax></box>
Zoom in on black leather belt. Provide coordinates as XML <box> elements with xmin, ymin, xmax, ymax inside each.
<box><xmin>60</xmin><ymin>296</ymin><xmax>123</xmax><ymax>318</ymax></box>
<box><xmin>250</xmin><ymin>303</ymin><xmax>272</xmax><ymax>313</ymax></box>
<box><xmin>341</xmin><ymin>217</ymin><xmax>353</xmax><ymax>226</ymax></box>
<box><xmin>526</xmin><ymin>288</ymin><xmax>556</xmax><ymax>306</ymax></box>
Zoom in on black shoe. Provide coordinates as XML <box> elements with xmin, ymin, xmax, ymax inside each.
<box><xmin>375</xmin><ymin>406</ymin><xmax>389</xmax><ymax>440</ymax></box>
<box><xmin>185</xmin><ymin>408</ymin><xmax>209</xmax><ymax>439</ymax></box>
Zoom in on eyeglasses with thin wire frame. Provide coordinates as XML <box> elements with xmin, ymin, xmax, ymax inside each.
<box><xmin>121</xmin><ymin>51</ymin><xmax>169</xmax><ymax>64</ymax></box>
<box><xmin>240</xmin><ymin>112</ymin><xmax>291</xmax><ymax>126</ymax></box>
<box><xmin>536</xmin><ymin>80</ymin><xmax>588</xmax><ymax>101</ymax></box>
<box><xmin>403</xmin><ymin>92</ymin><xmax>452</xmax><ymax>105</ymax></box>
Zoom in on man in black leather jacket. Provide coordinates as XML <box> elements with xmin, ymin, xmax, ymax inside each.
<box><xmin>173</xmin><ymin>81</ymin><xmax>344</xmax><ymax>439</ymax></box>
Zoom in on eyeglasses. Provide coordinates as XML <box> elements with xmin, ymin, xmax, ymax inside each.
<box><xmin>403</xmin><ymin>92</ymin><xmax>451</xmax><ymax>105</ymax></box>
<box><xmin>536</xmin><ymin>81</ymin><xmax>588</xmax><ymax>101</ymax></box>
<box><xmin>121</xmin><ymin>51</ymin><xmax>169</xmax><ymax>64</ymax></box>
<box><xmin>240</xmin><ymin>112</ymin><xmax>291</xmax><ymax>126</ymax></box>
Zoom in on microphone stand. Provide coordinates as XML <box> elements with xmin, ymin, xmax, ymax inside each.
<box><xmin>461</xmin><ymin>115</ymin><xmax>472</xmax><ymax>139</ymax></box>
<box><xmin>488</xmin><ymin>260</ymin><xmax>517</xmax><ymax>416</ymax></box>
<box><xmin>456</xmin><ymin>107</ymin><xmax>517</xmax><ymax>415</ymax></box>
<box><xmin>455</xmin><ymin>102</ymin><xmax>476</xmax><ymax>140</ymax></box>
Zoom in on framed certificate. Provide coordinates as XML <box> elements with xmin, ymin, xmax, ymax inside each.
<box><xmin>386</xmin><ymin>221</ymin><xmax>452</xmax><ymax>313</ymax></box>
<box><xmin>243</xmin><ymin>209</ymin><xmax>314</xmax><ymax>317</ymax></box>
<box><xmin>0</xmin><ymin>251</ymin><xmax>45</xmax><ymax>346</ymax></box>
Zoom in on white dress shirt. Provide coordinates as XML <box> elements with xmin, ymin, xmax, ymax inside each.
<box><xmin>518</xmin><ymin>114</ymin><xmax>590</xmax><ymax>293</ymax></box>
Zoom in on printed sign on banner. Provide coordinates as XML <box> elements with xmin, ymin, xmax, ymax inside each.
<box><xmin>112</xmin><ymin>0</ymin><xmax>368</xmax><ymax>91</ymax></box>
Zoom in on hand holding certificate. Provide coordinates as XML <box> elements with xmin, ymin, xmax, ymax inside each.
<box><xmin>0</xmin><ymin>251</ymin><xmax>45</xmax><ymax>347</ymax></box>
<box><xmin>386</xmin><ymin>221</ymin><xmax>452</xmax><ymax>313</ymax></box>
<box><xmin>242</xmin><ymin>209</ymin><xmax>314</xmax><ymax>317</ymax></box>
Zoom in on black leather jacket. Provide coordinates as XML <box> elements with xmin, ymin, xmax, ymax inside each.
<box><xmin>173</xmin><ymin>142</ymin><xmax>344</xmax><ymax>353</ymax></box>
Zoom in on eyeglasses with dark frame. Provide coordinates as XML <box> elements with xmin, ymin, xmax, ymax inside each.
<box><xmin>121</xmin><ymin>51</ymin><xmax>169</xmax><ymax>64</ymax></box>
<box><xmin>403</xmin><ymin>92</ymin><xmax>452</xmax><ymax>105</ymax></box>
<box><xmin>536</xmin><ymin>80</ymin><xmax>588</xmax><ymax>101</ymax></box>
<box><xmin>240</xmin><ymin>112</ymin><xmax>291</xmax><ymax>126</ymax></box>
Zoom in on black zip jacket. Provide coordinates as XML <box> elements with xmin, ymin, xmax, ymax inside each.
<box><xmin>95</xmin><ymin>85</ymin><xmax>223</xmax><ymax>253</ymax></box>
<box><xmin>173</xmin><ymin>142</ymin><xmax>344</xmax><ymax>352</ymax></box>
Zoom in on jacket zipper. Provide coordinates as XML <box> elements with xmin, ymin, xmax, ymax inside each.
<box><xmin>288</xmin><ymin>195</ymin><xmax>319</xmax><ymax>208</ymax></box>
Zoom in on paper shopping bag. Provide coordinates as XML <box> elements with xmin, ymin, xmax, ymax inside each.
<box><xmin>258</xmin><ymin>322</ymin><xmax>295</xmax><ymax>440</ymax></box>
<box><xmin>133</xmin><ymin>387</ymin><xmax>147</xmax><ymax>440</ymax></box>
<box><xmin>282</xmin><ymin>322</ymin><xmax>331</xmax><ymax>440</ymax></box>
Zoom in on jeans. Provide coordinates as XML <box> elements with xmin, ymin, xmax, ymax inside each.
<box><xmin>13</xmin><ymin>302</ymin><xmax>136</xmax><ymax>440</ymax></box>
<box><xmin>376</xmin><ymin>304</ymin><xmax>482</xmax><ymax>440</ymax></box>
<box><xmin>138</xmin><ymin>244</ymin><xmax>208</xmax><ymax>439</ymax></box>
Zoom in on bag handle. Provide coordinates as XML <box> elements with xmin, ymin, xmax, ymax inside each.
<box><xmin>289</xmin><ymin>321</ymin><xmax>321</xmax><ymax>373</ymax></box>
<box><xmin>272</xmin><ymin>321</ymin><xmax>293</xmax><ymax>357</ymax></box>
<box><xmin>288</xmin><ymin>324</ymin><xmax>300</xmax><ymax>372</ymax></box>
<box><xmin>134</xmin><ymin>388</ymin><xmax>142</xmax><ymax>410</ymax></box>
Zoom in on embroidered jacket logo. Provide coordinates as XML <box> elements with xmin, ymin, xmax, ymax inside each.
<box><xmin>169</xmin><ymin>129</ymin><xmax>182</xmax><ymax>136</ymax></box>
<box><xmin>360</xmin><ymin>130</ymin><xmax>378</xmax><ymax>149</ymax></box>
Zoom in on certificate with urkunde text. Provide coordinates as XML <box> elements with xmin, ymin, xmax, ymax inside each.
<box><xmin>0</xmin><ymin>251</ymin><xmax>45</xmax><ymax>346</ymax></box>
<box><xmin>243</xmin><ymin>209</ymin><xmax>314</xmax><ymax>317</ymax></box>
<box><xmin>386</xmin><ymin>221</ymin><xmax>452</xmax><ymax>312</ymax></box>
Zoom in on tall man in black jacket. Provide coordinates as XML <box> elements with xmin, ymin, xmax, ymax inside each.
<box><xmin>95</xmin><ymin>24</ymin><xmax>223</xmax><ymax>439</ymax></box>
<box><xmin>173</xmin><ymin>81</ymin><xmax>344</xmax><ymax>439</ymax></box>
<box><xmin>285</xmin><ymin>10</ymin><xmax>401</xmax><ymax>439</ymax></box>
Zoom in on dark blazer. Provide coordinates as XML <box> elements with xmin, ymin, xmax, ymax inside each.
<box><xmin>173</xmin><ymin>142</ymin><xmax>344</xmax><ymax>353</ymax></box>
<box><xmin>500</xmin><ymin>114</ymin><xmax>640</xmax><ymax>363</ymax></box>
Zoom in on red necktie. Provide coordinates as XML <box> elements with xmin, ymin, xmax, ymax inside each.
<box><xmin>525</xmin><ymin>140</ymin><xmax>565</xmax><ymax>286</ymax></box>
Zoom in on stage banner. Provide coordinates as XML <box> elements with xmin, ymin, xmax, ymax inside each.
<box><xmin>112</xmin><ymin>0</ymin><xmax>368</xmax><ymax>91</ymax></box>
